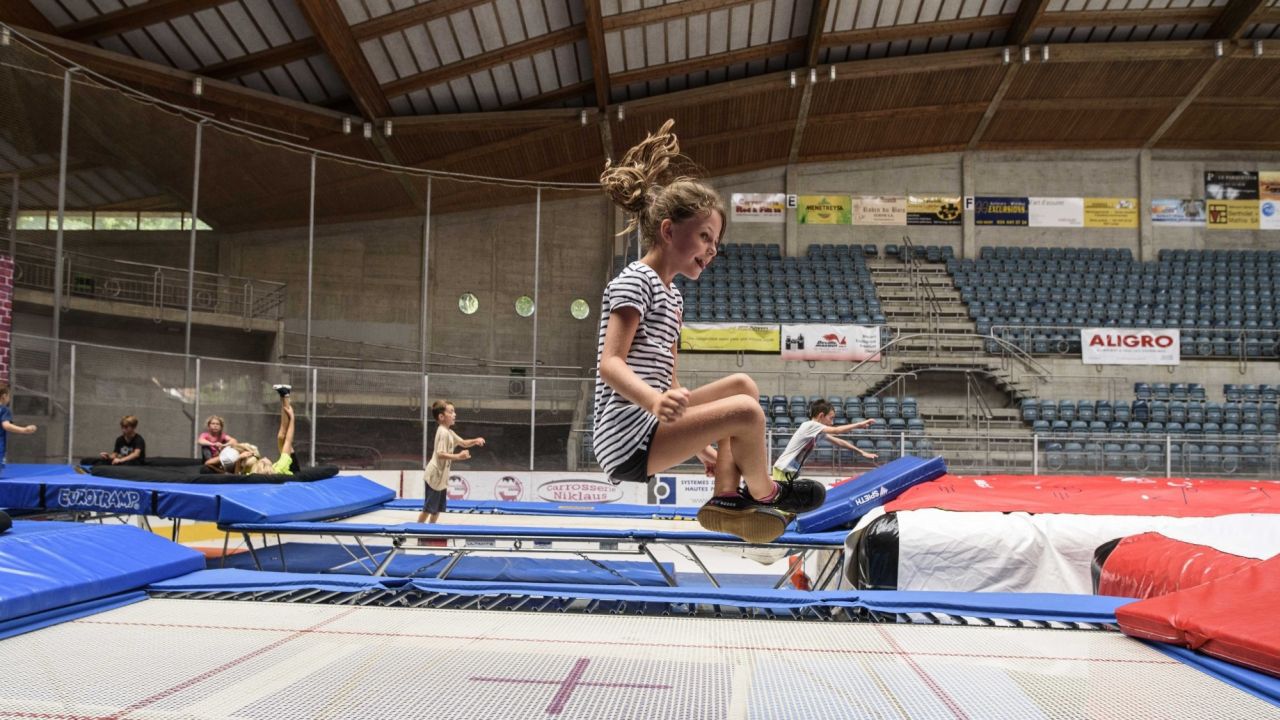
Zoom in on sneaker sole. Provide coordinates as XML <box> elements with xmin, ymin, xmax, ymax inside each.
<box><xmin>696</xmin><ymin>505</ymin><xmax>787</xmax><ymax>544</ymax></box>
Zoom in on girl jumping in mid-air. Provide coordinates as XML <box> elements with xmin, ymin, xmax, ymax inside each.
<box><xmin>594</xmin><ymin>119</ymin><xmax>825</xmax><ymax>543</ymax></box>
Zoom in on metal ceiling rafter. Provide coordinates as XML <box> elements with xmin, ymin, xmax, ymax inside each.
<box><xmin>60</xmin><ymin>0</ymin><xmax>230</xmax><ymax>43</ymax></box>
<box><xmin>1206</xmin><ymin>0</ymin><xmax>1270</xmax><ymax>39</ymax></box>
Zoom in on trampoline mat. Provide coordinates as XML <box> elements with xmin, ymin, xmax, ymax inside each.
<box><xmin>0</xmin><ymin>598</ymin><xmax>1273</xmax><ymax>719</ymax></box>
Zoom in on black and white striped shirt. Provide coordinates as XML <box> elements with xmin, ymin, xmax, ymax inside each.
<box><xmin>592</xmin><ymin>261</ymin><xmax>683</xmax><ymax>476</ymax></box>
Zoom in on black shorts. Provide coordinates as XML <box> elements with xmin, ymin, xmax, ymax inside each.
<box><xmin>422</xmin><ymin>485</ymin><xmax>448</xmax><ymax>514</ymax></box>
<box><xmin>608</xmin><ymin>424</ymin><xmax>659</xmax><ymax>485</ymax></box>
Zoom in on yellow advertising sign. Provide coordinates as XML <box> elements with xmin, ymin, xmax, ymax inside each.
<box><xmin>679</xmin><ymin>323</ymin><xmax>781</xmax><ymax>353</ymax></box>
<box><xmin>1206</xmin><ymin>199</ymin><xmax>1260</xmax><ymax>229</ymax></box>
<box><xmin>906</xmin><ymin>195</ymin><xmax>962</xmax><ymax>225</ymax></box>
<box><xmin>1260</xmin><ymin>172</ymin><xmax>1280</xmax><ymax>201</ymax></box>
<box><xmin>797</xmin><ymin>195</ymin><xmax>851</xmax><ymax>225</ymax></box>
<box><xmin>1083</xmin><ymin>198</ymin><xmax>1138</xmax><ymax>228</ymax></box>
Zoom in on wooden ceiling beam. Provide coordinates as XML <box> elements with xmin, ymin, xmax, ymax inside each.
<box><xmin>1144</xmin><ymin>60</ymin><xmax>1228</xmax><ymax>149</ymax></box>
<box><xmin>967</xmin><ymin>65</ymin><xmax>1018</xmax><ymax>149</ymax></box>
<box><xmin>0</xmin><ymin>3</ymin><xmax>57</xmax><ymax>33</ymax></box>
<box><xmin>613</xmin><ymin>37</ymin><xmax>806</xmax><ymax>87</ymax></box>
<box><xmin>1008</xmin><ymin>0</ymin><xmax>1052</xmax><ymax>46</ymax></box>
<box><xmin>61</xmin><ymin>0</ymin><xmax>230</xmax><ymax>43</ymax></box>
<box><xmin>296</xmin><ymin>0</ymin><xmax>390</xmax><ymax>118</ymax></box>
<box><xmin>1038</xmin><ymin>8</ymin><xmax>1219</xmax><ymax>29</ymax></box>
<box><xmin>789</xmin><ymin>0</ymin><xmax>830</xmax><ymax>165</ymax></box>
<box><xmin>601</xmin><ymin>0</ymin><xmax>759</xmax><ymax>32</ymax></box>
<box><xmin>202</xmin><ymin>38</ymin><xmax>322</xmax><ymax>80</ymax></box>
<box><xmin>382</xmin><ymin>25</ymin><xmax>584</xmax><ymax>98</ymax></box>
<box><xmin>582</xmin><ymin>1</ymin><xmax>611</xmax><ymax>110</ymax></box>
<box><xmin>1207</xmin><ymin>0</ymin><xmax>1269</xmax><ymax>39</ymax></box>
<box><xmin>16</xmin><ymin>27</ymin><xmax>346</xmax><ymax>133</ymax></box>
<box><xmin>499</xmin><ymin>80</ymin><xmax>594</xmax><ymax>111</ymax></box>
<box><xmin>822</xmin><ymin>15</ymin><xmax>1012</xmax><ymax>47</ymax></box>
<box><xmin>349</xmin><ymin>0</ymin><xmax>491</xmax><ymax>41</ymax></box>
<box><xmin>388</xmin><ymin>107</ymin><xmax>582</xmax><ymax>133</ymax></box>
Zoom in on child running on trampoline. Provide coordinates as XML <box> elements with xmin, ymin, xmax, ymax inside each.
<box><xmin>419</xmin><ymin>399</ymin><xmax>485</xmax><ymax>525</ymax></box>
<box><xmin>212</xmin><ymin>385</ymin><xmax>298</xmax><ymax>475</ymax></box>
<box><xmin>595</xmin><ymin>120</ymin><xmax>826</xmax><ymax>543</ymax></box>
<box><xmin>774</xmin><ymin>399</ymin><xmax>879</xmax><ymax>482</ymax></box>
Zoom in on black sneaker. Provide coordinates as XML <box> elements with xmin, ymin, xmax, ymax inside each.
<box><xmin>273</xmin><ymin>384</ymin><xmax>292</xmax><ymax>397</ymax></box>
<box><xmin>696</xmin><ymin>494</ymin><xmax>788</xmax><ymax>544</ymax></box>
<box><xmin>752</xmin><ymin>478</ymin><xmax>826</xmax><ymax>515</ymax></box>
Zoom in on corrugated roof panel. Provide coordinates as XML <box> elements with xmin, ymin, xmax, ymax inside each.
<box><xmin>402</xmin><ymin>25</ymin><xmax>441</xmax><ymax>71</ymax></box>
<box><xmin>546</xmin><ymin>0</ymin><xmax>573</xmax><ymax>31</ymax></box>
<box><xmin>362</xmin><ymin>39</ymin><xmax>399</xmax><ymax>84</ymax></box>
<box><xmin>1247</xmin><ymin>23</ymin><xmax>1277</xmax><ymax>39</ymax></box>
<box><xmin>428</xmin><ymin>18</ymin><xmax>463</xmax><ymax>66</ymax></box>
<box><xmin>554</xmin><ymin>43</ymin><xmax>581</xmax><ymax>83</ymax></box>
<box><xmin>389</xmin><ymin>95</ymin><xmax>414</xmax><ymax>114</ymax></box>
<box><xmin>665</xmin><ymin>18</ymin><xmax>688</xmax><ymax>61</ymax></box>
<box><xmin>193</xmin><ymin>6</ymin><xmax>246</xmax><ymax>58</ymax></box>
<box><xmin>471</xmin><ymin>4</ymin><xmax>505</xmax><ymax>50</ymax></box>
<box><xmin>575</xmin><ymin>38</ymin><xmax>592</xmax><ymax>78</ymax></box>
<box><xmin>94</xmin><ymin>34</ymin><xmax>130</xmax><ymax>57</ymax></box>
<box><xmin>450</xmin><ymin>11</ymin><xmax>484</xmax><ymax>58</ymax></box>
<box><xmin>260</xmin><ymin>66</ymin><xmax>302</xmax><ymax>101</ymax></box>
<box><xmin>469</xmin><ymin>70</ymin><xmax>500</xmax><ymax>109</ymax></box>
<box><xmin>707</xmin><ymin>9</ymin><xmax>730</xmax><ymax>52</ymax></box>
<box><xmin>520</xmin><ymin>0</ymin><xmax>551</xmax><ymax>36</ymax></box>
<box><xmin>336</xmin><ymin>0</ymin><xmax>372</xmax><ymax>24</ymax></box>
<box><xmin>448</xmin><ymin>77</ymin><xmax>480</xmax><ymax>112</ymax></box>
<box><xmin>510</xmin><ymin>56</ymin><xmax>539</xmax><ymax>96</ymax></box>
<box><xmin>219</xmin><ymin>2</ymin><xmax>269</xmax><ymax>53</ymax></box>
<box><xmin>568</xmin><ymin>0</ymin><xmax>586</xmax><ymax>25</ymax></box>
<box><xmin>64</xmin><ymin>173</ymin><xmax>106</xmax><ymax>207</ymax></box>
<box><xmin>645</xmin><ymin>22</ymin><xmax>665</xmax><ymax>65</ymax></box>
<box><xmin>914</xmin><ymin>0</ymin><xmax>942</xmax><ymax>23</ymax></box>
<box><xmin>167</xmin><ymin>16</ymin><xmax>223</xmax><ymax>65</ymax></box>
<box><xmin>403</xmin><ymin>88</ymin><xmax>432</xmax><ymax>113</ymax></box>
<box><xmin>604</xmin><ymin>30</ymin><xmax>627</xmax><ymax>70</ymax></box>
<box><xmin>142</xmin><ymin>23</ymin><xmax>200</xmax><ymax>70</ymax></box>
<box><xmin>490</xmin><ymin>64</ymin><xmax>520</xmax><ymax>103</ymax></box>
<box><xmin>283</xmin><ymin>59</ymin><xmax>325</xmax><ymax>102</ymax></box>
<box><xmin>28</xmin><ymin>0</ymin><xmax>75</xmax><ymax>27</ymax></box>
<box><xmin>117</xmin><ymin>29</ymin><xmax>169</xmax><ymax>66</ymax></box>
<box><xmin>686</xmin><ymin>13</ymin><xmax>708</xmax><ymax>56</ymax></box>
<box><xmin>749</xmin><ymin>1</ymin><xmax>773</xmax><ymax>45</ymax></box>
<box><xmin>245</xmin><ymin>0</ymin><xmax>300</xmax><ymax>45</ymax></box>
<box><xmin>494</xmin><ymin>0</ymin><xmax>528</xmax><ymax>43</ymax></box>
<box><xmin>237</xmin><ymin>72</ymin><xmax>270</xmax><ymax>94</ymax></box>
<box><xmin>623</xmin><ymin>26</ymin><xmax>645</xmax><ymax>69</ymax></box>
<box><xmin>728</xmin><ymin>4</ymin><xmax>751</xmax><ymax>50</ymax></box>
<box><xmin>382</xmin><ymin>32</ymin><xmax>423</xmax><ymax>77</ymax></box>
<box><xmin>430</xmin><ymin>83</ymin><xmax>458</xmax><ymax>113</ymax></box>
<box><xmin>854</xmin><ymin>1</ymin><xmax>880</xmax><ymax>28</ymax></box>
<box><xmin>57</xmin><ymin>0</ymin><xmax>100</xmax><ymax>23</ymax></box>
<box><xmin>531</xmin><ymin>49</ymin><xmax>559</xmax><ymax>89</ymax></box>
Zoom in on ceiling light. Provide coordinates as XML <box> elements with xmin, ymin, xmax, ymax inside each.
<box><xmin>1021</xmin><ymin>46</ymin><xmax>1031</xmax><ymax>63</ymax></box>
<box><xmin>789</xmin><ymin>71</ymin><xmax>796</xmax><ymax>89</ymax></box>
<box><xmin>828</xmin><ymin>66</ymin><xmax>836</xmax><ymax>81</ymax></box>
<box><xmin>1041</xmin><ymin>45</ymin><xmax>1049</xmax><ymax>62</ymax></box>
<box><xmin>616</xmin><ymin>105</ymin><xmax>624</xmax><ymax>121</ymax></box>
<box><xmin>383</xmin><ymin>120</ymin><xmax>393</xmax><ymax>138</ymax></box>
<box><xmin>192</xmin><ymin>77</ymin><xmax>203</xmax><ymax>96</ymax></box>
<box><xmin>1214</xmin><ymin>40</ymin><xmax>1224</xmax><ymax>58</ymax></box>
<box><xmin>1002</xmin><ymin>48</ymin><xmax>1011</xmax><ymax>65</ymax></box>
<box><xmin>1</xmin><ymin>27</ymin><xmax>11</xmax><ymax>47</ymax></box>
<box><xmin>342</xmin><ymin>117</ymin><xmax>352</xmax><ymax>134</ymax></box>
<box><xmin>362</xmin><ymin>122</ymin><xmax>372</xmax><ymax>139</ymax></box>
<box><xmin>1254</xmin><ymin>40</ymin><xmax>1263</xmax><ymax>57</ymax></box>
<box><xmin>580</xmin><ymin>109</ymin><xmax>588</xmax><ymax>126</ymax></box>
<box><xmin>808</xmin><ymin>68</ymin><xmax>816</xmax><ymax>84</ymax></box>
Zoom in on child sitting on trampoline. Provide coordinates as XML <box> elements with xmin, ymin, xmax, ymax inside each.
<box><xmin>212</xmin><ymin>385</ymin><xmax>298</xmax><ymax>475</ymax></box>
<box><xmin>197</xmin><ymin>415</ymin><xmax>238</xmax><ymax>463</ymax></box>
<box><xmin>595</xmin><ymin>119</ymin><xmax>826</xmax><ymax>544</ymax></box>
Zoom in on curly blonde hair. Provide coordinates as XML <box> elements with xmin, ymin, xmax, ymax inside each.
<box><xmin>599</xmin><ymin>119</ymin><xmax>725</xmax><ymax>251</ymax></box>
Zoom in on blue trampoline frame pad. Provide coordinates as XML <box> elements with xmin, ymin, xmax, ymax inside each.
<box><xmin>0</xmin><ymin>467</ymin><xmax>393</xmax><ymax>523</ymax></box>
<box><xmin>0</xmin><ymin>521</ymin><xmax>203</xmax><ymax>636</ymax></box>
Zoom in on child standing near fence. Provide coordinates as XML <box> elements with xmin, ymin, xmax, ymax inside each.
<box><xmin>0</xmin><ymin>384</ymin><xmax>37</xmax><ymax>475</ymax></box>
<box><xmin>594</xmin><ymin>120</ymin><xmax>826</xmax><ymax>543</ymax></box>
<box><xmin>418</xmin><ymin>400</ymin><xmax>486</xmax><ymax>525</ymax></box>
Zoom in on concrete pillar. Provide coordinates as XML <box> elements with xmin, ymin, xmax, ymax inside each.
<box><xmin>961</xmin><ymin>152</ymin><xmax>975</xmax><ymax>260</ymax></box>
<box><xmin>784</xmin><ymin>164</ymin><xmax>799</xmax><ymax>257</ymax></box>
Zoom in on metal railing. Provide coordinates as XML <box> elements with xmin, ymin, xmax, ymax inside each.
<box><xmin>12</xmin><ymin>240</ymin><xmax>286</xmax><ymax>323</ymax></box>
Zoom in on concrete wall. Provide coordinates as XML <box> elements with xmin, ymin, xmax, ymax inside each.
<box><xmin>16</xmin><ymin>229</ymin><xmax>221</xmax><ymax>273</ymax></box>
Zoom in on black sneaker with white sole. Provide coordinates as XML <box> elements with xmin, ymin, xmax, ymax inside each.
<box><xmin>273</xmin><ymin>384</ymin><xmax>292</xmax><ymax>398</ymax></box>
<box><xmin>752</xmin><ymin>478</ymin><xmax>826</xmax><ymax>515</ymax></box>
<box><xmin>696</xmin><ymin>494</ymin><xmax>789</xmax><ymax>544</ymax></box>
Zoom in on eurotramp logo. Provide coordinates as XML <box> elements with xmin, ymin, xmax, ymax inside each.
<box><xmin>56</xmin><ymin>487</ymin><xmax>143</xmax><ymax>512</ymax></box>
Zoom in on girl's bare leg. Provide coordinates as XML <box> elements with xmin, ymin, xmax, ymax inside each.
<box><xmin>646</xmin><ymin>393</ymin><xmax>773</xmax><ymax>499</ymax></box>
<box><xmin>277</xmin><ymin>396</ymin><xmax>295</xmax><ymax>456</ymax></box>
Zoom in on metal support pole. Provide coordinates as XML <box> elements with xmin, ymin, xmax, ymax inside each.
<box><xmin>310</xmin><ymin>366</ymin><xmax>318</xmax><ymax>467</ymax></box>
<box><xmin>52</xmin><ymin>69</ymin><xmax>75</xmax><ymax>376</ymax></box>
<box><xmin>7</xmin><ymin>175</ymin><xmax>17</xmax><ymax>261</ymax></box>
<box><xmin>184</xmin><ymin>121</ymin><xmax>205</xmax><ymax>357</ymax></box>
<box><xmin>193</xmin><ymin>357</ymin><xmax>201</xmax><ymax>454</ymax></box>
<box><xmin>66</xmin><ymin>344</ymin><xmax>75</xmax><ymax>465</ymax></box>
<box><xmin>420</xmin><ymin>178</ymin><xmax>432</xmax><ymax>375</ymax></box>
<box><xmin>1032</xmin><ymin>433</ymin><xmax>1039</xmax><ymax>475</ymax></box>
<box><xmin>1166</xmin><ymin>434</ymin><xmax>1172</xmax><ymax>478</ymax></box>
<box><xmin>422</xmin><ymin>373</ymin><xmax>430</xmax><ymax>472</ymax></box>
<box><xmin>306</xmin><ymin>154</ymin><xmax>316</xmax><ymax>367</ymax></box>
<box><xmin>529</xmin><ymin>188</ymin><xmax>541</xmax><ymax>471</ymax></box>
<box><xmin>899</xmin><ymin>432</ymin><xmax>905</xmax><ymax>459</ymax></box>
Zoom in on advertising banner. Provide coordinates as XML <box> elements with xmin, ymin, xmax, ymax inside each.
<box><xmin>679</xmin><ymin>323</ymin><xmax>780</xmax><ymax>353</ymax></box>
<box><xmin>647</xmin><ymin>473</ymin><xmax>718</xmax><ymax>507</ymax></box>
<box><xmin>443</xmin><ymin>472</ymin><xmax>647</xmax><ymax>504</ymax></box>
<box><xmin>1081</xmin><ymin>328</ymin><xmax>1180</xmax><ymax>366</ymax></box>
<box><xmin>1150</xmin><ymin>199</ymin><xmax>1206</xmax><ymax>226</ymax></box>
<box><xmin>1261</xmin><ymin>172</ymin><xmax>1280</xmax><ymax>200</ymax></box>
<box><xmin>1206</xmin><ymin>199</ymin><xmax>1260</xmax><ymax>230</ymax></box>
<box><xmin>1205</xmin><ymin>171</ymin><xmax>1258</xmax><ymax>200</ymax></box>
<box><xmin>780</xmin><ymin>324</ymin><xmax>881</xmax><ymax>362</ymax></box>
<box><xmin>1083</xmin><ymin>198</ymin><xmax>1138</xmax><ymax>228</ymax></box>
<box><xmin>906</xmin><ymin>195</ymin><xmax>962</xmax><ymax>225</ymax></box>
<box><xmin>974</xmin><ymin>196</ymin><xmax>1029</xmax><ymax>226</ymax></box>
<box><xmin>1028</xmin><ymin>197</ymin><xmax>1084</xmax><ymax>227</ymax></box>
<box><xmin>730</xmin><ymin>193</ymin><xmax>786</xmax><ymax>223</ymax></box>
<box><xmin>852</xmin><ymin>196</ymin><xmax>907</xmax><ymax>225</ymax></box>
<box><xmin>1261</xmin><ymin>199</ymin><xmax>1280</xmax><ymax>230</ymax></box>
<box><xmin>797</xmin><ymin>195</ymin><xmax>852</xmax><ymax>224</ymax></box>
